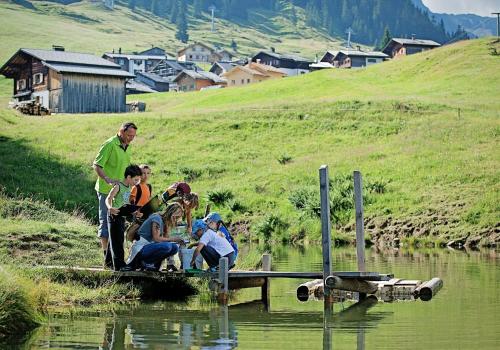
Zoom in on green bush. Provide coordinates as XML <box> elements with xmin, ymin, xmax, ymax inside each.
<box><xmin>178</xmin><ymin>166</ymin><xmax>203</xmax><ymax>182</ymax></box>
<box><xmin>289</xmin><ymin>174</ymin><xmax>387</xmax><ymax>225</ymax></box>
<box><xmin>207</xmin><ymin>189</ymin><xmax>234</xmax><ymax>205</ymax></box>
<box><xmin>277</xmin><ymin>154</ymin><xmax>293</xmax><ymax>165</ymax></box>
<box><xmin>256</xmin><ymin>214</ymin><xmax>289</xmax><ymax>241</ymax></box>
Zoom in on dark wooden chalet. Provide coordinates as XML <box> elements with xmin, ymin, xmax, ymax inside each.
<box><xmin>251</xmin><ymin>50</ymin><xmax>313</xmax><ymax>76</ymax></box>
<box><xmin>0</xmin><ymin>47</ymin><xmax>134</xmax><ymax>113</ymax></box>
<box><xmin>321</xmin><ymin>49</ymin><xmax>388</xmax><ymax>68</ymax></box>
<box><xmin>135</xmin><ymin>71</ymin><xmax>170</xmax><ymax>92</ymax></box>
<box><xmin>382</xmin><ymin>38</ymin><xmax>441</xmax><ymax>59</ymax></box>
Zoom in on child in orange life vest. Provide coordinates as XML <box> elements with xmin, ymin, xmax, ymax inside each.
<box><xmin>129</xmin><ymin>164</ymin><xmax>152</xmax><ymax>208</ymax></box>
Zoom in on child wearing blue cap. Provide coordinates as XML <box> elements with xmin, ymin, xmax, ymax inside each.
<box><xmin>190</xmin><ymin>218</ymin><xmax>235</xmax><ymax>270</ymax></box>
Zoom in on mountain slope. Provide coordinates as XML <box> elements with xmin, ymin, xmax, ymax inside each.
<box><xmin>410</xmin><ymin>0</ymin><xmax>496</xmax><ymax>37</ymax></box>
<box><xmin>0</xmin><ymin>0</ymin><xmax>342</xmax><ymax>63</ymax></box>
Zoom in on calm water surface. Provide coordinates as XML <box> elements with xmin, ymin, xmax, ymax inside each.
<box><xmin>22</xmin><ymin>246</ymin><xmax>500</xmax><ymax>349</ymax></box>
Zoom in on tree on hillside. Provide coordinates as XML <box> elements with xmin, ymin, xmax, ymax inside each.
<box><xmin>170</xmin><ymin>0</ymin><xmax>179</xmax><ymax>23</ymax></box>
<box><xmin>379</xmin><ymin>25</ymin><xmax>392</xmax><ymax>50</ymax></box>
<box><xmin>175</xmin><ymin>0</ymin><xmax>189</xmax><ymax>43</ymax></box>
<box><xmin>128</xmin><ymin>0</ymin><xmax>136</xmax><ymax>10</ymax></box>
<box><xmin>231</xmin><ymin>39</ymin><xmax>237</xmax><ymax>51</ymax></box>
<box><xmin>289</xmin><ymin>5</ymin><xmax>297</xmax><ymax>25</ymax></box>
<box><xmin>193</xmin><ymin>0</ymin><xmax>203</xmax><ymax>17</ymax></box>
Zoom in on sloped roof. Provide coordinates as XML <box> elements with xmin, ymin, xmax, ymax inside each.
<box><xmin>390</xmin><ymin>38</ymin><xmax>441</xmax><ymax>47</ymax></box>
<box><xmin>211</xmin><ymin>61</ymin><xmax>237</xmax><ymax>73</ymax></box>
<box><xmin>126</xmin><ymin>80</ymin><xmax>157</xmax><ymax>93</ymax></box>
<box><xmin>254</xmin><ymin>51</ymin><xmax>312</xmax><ymax>63</ymax></box>
<box><xmin>174</xmin><ymin>69</ymin><xmax>226</xmax><ymax>83</ymax></box>
<box><xmin>337</xmin><ymin>50</ymin><xmax>388</xmax><ymax>58</ymax></box>
<box><xmin>23</xmin><ymin>48</ymin><xmax>118</xmax><ymax>67</ymax></box>
<box><xmin>222</xmin><ymin>65</ymin><xmax>267</xmax><ymax>78</ymax></box>
<box><xmin>248</xmin><ymin>62</ymin><xmax>286</xmax><ymax>74</ymax></box>
<box><xmin>103</xmin><ymin>53</ymin><xmax>167</xmax><ymax>60</ymax></box>
<box><xmin>1</xmin><ymin>48</ymin><xmax>133</xmax><ymax>78</ymax></box>
<box><xmin>136</xmin><ymin>71</ymin><xmax>170</xmax><ymax>83</ymax></box>
<box><xmin>177</xmin><ymin>42</ymin><xmax>215</xmax><ymax>55</ymax></box>
<box><xmin>44</xmin><ymin>62</ymin><xmax>134</xmax><ymax>77</ymax></box>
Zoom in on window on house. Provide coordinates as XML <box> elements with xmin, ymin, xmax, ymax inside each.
<box><xmin>17</xmin><ymin>79</ymin><xmax>26</xmax><ymax>90</ymax></box>
<box><xmin>367</xmin><ymin>58</ymin><xmax>377</xmax><ymax>63</ymax></box>
<box><xmin>231</xmin><ymin>80</ymin><xmax>235</xmax><ymax>85</ymax></box>
<box><xmin>241</xmin><ymin>79</ymin><xmax>244</xmax><ymax>84</ymax></box>
<box><xmin>33</xmin><ymin>73</ymin><xmax>43</xmax><ymax>85</ymax></box>
<box><xmin>247</xmin><ymin>78</ymin><xmax>250</xmax><ymax>83</ymax></box>
<box><xmin>191</xmin><ymin>84</ymin><xmax>195</xmax><ymax>90</ymax></box>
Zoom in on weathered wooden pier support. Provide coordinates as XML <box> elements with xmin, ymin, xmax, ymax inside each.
<box><xmin>414</xmin><ymin>277</ymin><xmax>443</xmax><ymax>301</ymax></box>
<box><xmin>325</xmin><ymin>275</ymin><xmax>378</xmax><ymax>294</ymax></box>
<box><xmin>297</xmin><ymin>279</ymin><xmax>323</xmax><ymax>302</ymax></box>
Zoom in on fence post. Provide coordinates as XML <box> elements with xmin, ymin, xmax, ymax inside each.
<box><xmin>319</xmin><ymin>165</ymin><xmax>333</xmax><ymax>307</ymax></box>
<box><xmin>217</xmin><ymin>257</ymin><xmax>229</xmax><ymax>305</ymax></box>
<box><xmin>353</xmin><ymin>171</ymin><xmax>366</xmax><ymax>273</ymax></box>
<box><xmin>261</xmin><ymin>254</ymin><xmax>271</xmax><ymax>308</ymax></box>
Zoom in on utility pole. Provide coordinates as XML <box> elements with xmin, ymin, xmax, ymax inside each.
<box><xmin>209</xmin><ymin>5</ymin><xmax>216</xmax><ymax>32</ymax></box>
<box><xmin>492</xmin><ymin>12</ymin><xmax>500</xmax><ymax>39</ymax></box>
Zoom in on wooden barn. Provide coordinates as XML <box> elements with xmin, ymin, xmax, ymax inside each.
<box><xmin>0</xmin><ymin>47</ymin><xmax>134</xmax><ymax>113</ymax></box>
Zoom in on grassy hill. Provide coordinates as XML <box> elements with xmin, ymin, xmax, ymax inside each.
<box><xmin>0</xmin><ymin>38</ymin><xmax>498</xmax><ymax>249</ymax></box>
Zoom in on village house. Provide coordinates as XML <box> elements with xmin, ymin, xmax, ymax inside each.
<box><xmin>251</xmin><ymin>49</ymin><xmax>312</xmax><ymax>76</ymax></box>
<box><xmin>177</xmin><ymin>43</ymin><xmax>233</xmax><ymax>63</ymax></box>
<box><xmin>173</xmin><ymin>70</ymin><xmax>226</xmax><ymax>92</ymax></box>
<box><xmin>135</xmin><ymin>71</ymin><xmax>170</xmax><ymax>92</ymax></box>
<box><xmin>0</xmin><ymin>47</ymin><xmax>133</xmax><ymax>113</ymax></box>
<box><xmin>148</xmin><ymin>59</ymin><xmax>199</xmax><ymax>78</ymax></box>
<box><xmin>222</xmin><ymin>61</ymin><xmax>286</xmax><ymax>87</ymax></box>
<box><xmin>209</xmin><ymin>61</ymin><xmax>238</xmax><ymax>76</ymax></box>
<box><xmin>382</xmin><ymin>37</ymin><xmax>441</xmax><ymax>59</ymax></box>
<box><xmin>103</xmin><ymin>47</ymin><xmax>168</xmax><ymax>75</ymax></box>
<box><xmin>320</xmin><ymin>48</ymin><xmax>388</xmax><ymax>68</ymax></box>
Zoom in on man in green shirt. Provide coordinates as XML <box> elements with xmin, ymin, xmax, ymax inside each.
<box><xmin>93</xmin><ymin>122</ymin><xmax>137</xmax><ymax>265</ymax></box>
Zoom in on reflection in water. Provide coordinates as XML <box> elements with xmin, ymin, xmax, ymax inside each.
<box><xmin>100</xmin><ymin>305</ymin><xmax>238</xmax><ymax>349</ymax></box>
<box><xmin>323</xmin><ymin>296</ymin><xmax>383</xmax><ymax>350</ymax></box>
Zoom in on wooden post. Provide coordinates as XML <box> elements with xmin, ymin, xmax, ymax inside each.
<box><xmin>353</xmin><ymin>170</ymin><xmax>366</xmax><ymax>273</ymax></box>
<box><xmin>204</xmin><ymin>204</ymin><xmax>211</xmax><ymax>217</ymax></box>
<box><xmin>261</xmin><ymin>254</ymin><xmax>271</xmax><ymax>306</ymax></box>
<box><xmin>319</xmin><ymin>165</ymin><xmax>334</xmax><ymax>306</ymax></box>
<box><xmin>217</xmin><ymin>257</ymin><xmax>229</xmax><ymax>305</ymax></box>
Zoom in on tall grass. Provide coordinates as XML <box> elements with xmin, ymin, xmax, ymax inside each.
<box><xmin>0</xmin><ymin>267</ymin><xmax>44</xmax><ymax>342</ymax></box>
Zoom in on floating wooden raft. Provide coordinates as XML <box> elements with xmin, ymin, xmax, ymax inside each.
<box><xmin>297</xmin><ymin>277</ymin><xmax>443</xmax><ymax>302</ymax></box>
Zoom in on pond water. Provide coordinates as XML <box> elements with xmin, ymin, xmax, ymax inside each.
<box><xmin>21</xmin><ymin>246</ymin><xmax>500</xmax><ymax>349</ymax></box>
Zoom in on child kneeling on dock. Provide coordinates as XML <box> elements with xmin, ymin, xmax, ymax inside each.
<box><xmin>124</xmin><ymin>203</ymin><xmax>185</xmax><ymax>271</ymax></box>
<box><xmin>190</xmin><ymin>219</ymin><xmax>235</xmax><ymax>272</ymax></box>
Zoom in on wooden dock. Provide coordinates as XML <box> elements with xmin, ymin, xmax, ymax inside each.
<box><xmin>43</xmin><ymin>166</ymin><xmax>442</xmax><ymax>306</ymax></box>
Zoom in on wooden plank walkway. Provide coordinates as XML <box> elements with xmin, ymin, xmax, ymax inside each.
<box><xmin>43</xmin><ymin>266</ymin><xmax>392</xmax><ymax>281</ymax></box>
